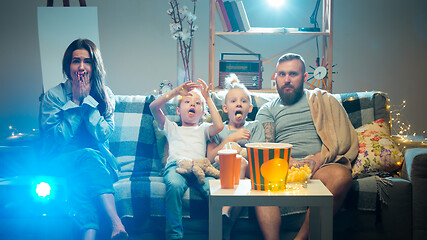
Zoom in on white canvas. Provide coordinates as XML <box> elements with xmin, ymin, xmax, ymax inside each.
<box><xmin>37</xmin><ymin>7</ymin><xmax>100</xmax><ymax>92</ymax></box>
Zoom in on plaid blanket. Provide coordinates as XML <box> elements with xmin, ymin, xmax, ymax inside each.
<box><xmin>110</xmin><ymin>91</ymin><xmax>390</xmax><ymax>220</ymax></box>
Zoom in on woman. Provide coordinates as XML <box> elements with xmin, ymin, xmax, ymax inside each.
<box><xmin>40</xmin><ymin>39</ymin><xmax>127</xmax><ymax>240</ymax></box>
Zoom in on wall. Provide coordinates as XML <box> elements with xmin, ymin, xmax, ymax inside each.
<box><xmin>1</xmin><ymin>0</ymin><xmax>426</xmax><ymax>141</ymax></box>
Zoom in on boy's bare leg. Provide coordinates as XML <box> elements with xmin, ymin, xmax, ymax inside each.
<box><xmin>99</xmin><ymin>193</ymin><xmax>128</xmax><ymax>239</ymax></box>
<box><xmin>222</xmin><ymin>206</ymin><xmax>232</xmax><ymax>216</ymax></box>
<box><xmin>255</xmin><ymin>206</ymin><xmax>281</xmax><ymax>240</ymax></box>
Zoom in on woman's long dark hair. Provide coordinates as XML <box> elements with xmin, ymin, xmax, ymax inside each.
<box><xmin>62</xmin><ymin>39</ymin><xmax>113</xmax><ymax>116</ymax></box>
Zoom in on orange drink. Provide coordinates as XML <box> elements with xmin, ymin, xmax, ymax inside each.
<box><xmin>219</xmin><ymin>149</ymin><xmax>237</xmax><ymax>189</ymax></box>
<box><xmin>234</xmin><ymin>155</ymin><xmax>242</xmax><ymax>185</ymax></box>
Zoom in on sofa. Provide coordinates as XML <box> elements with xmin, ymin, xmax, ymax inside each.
<box><xmin>108</xmin><ymin>90</ymin><xmax>427</xmax><ymax>240</ymax></box>
<box><xmin>0</xmin><ymin>90</ymin><xmax>426</xmax><ymax>240</ymax></box>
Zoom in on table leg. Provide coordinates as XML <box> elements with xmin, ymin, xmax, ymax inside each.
<box><xmin>310</xmin><ymin>206</ymin><xmax>321</xmax><ymax>240</ymax></box>
<box><xmin>209</xmin><ymin>197</ymin><xmax>222</xmax><ymax>240</ymax></box>
<box><xmin>321</xmin><ymin>203</ymin><xmax>333</xmax><ymax>240</ymax></box>
<box><xmin>309</xmin><ymin>204</ymin><xmax>333</xmax><ymax>240</ymax></box>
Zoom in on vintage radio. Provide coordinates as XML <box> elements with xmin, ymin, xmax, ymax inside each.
<box><xmin>219</xmin><ymin>53</ymin><xmax>263</xmax><ymax>90</ymax></box>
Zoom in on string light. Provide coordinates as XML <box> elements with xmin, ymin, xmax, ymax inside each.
<box><xmin>389</xmin><ymin>99</ymin><xmax>426</xmax><ymax>143</ymax></box>
<box><xmin>8</xmin><ymin>125</ymin><xmax>20</xmax><ymax>137</ymax></box>
<box><xmin>7</xmin><ymin>126</ymin><xmax>39</xmax><ymax>140</ymax></box>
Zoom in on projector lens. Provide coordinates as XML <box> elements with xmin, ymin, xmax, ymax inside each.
<box><xmin>36</xmin><ymin>182</ymin><xmax>51</xmax><ymax>198</ymax></box>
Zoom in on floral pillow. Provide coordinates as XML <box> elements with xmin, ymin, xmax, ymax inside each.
<box><xmin>352</xmin><ymin>119</ymin><xmax>404</xmax><ymax>177</ymax></box>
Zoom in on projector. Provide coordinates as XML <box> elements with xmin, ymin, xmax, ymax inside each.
<box><xmin>0</xmin><ymin>176</ymin><xmax>68</xmax><ymax>218</ymax></box>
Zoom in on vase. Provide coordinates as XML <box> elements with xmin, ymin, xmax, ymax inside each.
<box><xmin>176</xmin><ymin>65</ymin><xmax>190</xmax><ymax>86</ymax></box>
<box><xmin>176</xmin><ymin>41</ymin><xmax>194</xmax><ymax>86</ymax></box>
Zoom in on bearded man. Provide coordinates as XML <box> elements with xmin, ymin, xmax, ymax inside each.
<box><xmin>254</xmin><ymin>53</ymin><xmax>359</xmax><ymax>240</ymax></box>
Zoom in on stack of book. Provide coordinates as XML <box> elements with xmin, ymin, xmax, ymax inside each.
<box><xmin>215</xmin><ymin>0</ymin><xmax>287</xmax><ymax>33</ymax></box>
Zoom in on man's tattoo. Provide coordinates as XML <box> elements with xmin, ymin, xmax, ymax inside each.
<box><xmin>263</xmin><ymin>122</ymin><xmax>275</xmax><ymax>142</ymax></box>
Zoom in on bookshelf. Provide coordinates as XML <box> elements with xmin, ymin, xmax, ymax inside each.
<box><xmin>209</xmin><ymin>0</ymin><xmax>334</xmax><ymax>93</ymax></box>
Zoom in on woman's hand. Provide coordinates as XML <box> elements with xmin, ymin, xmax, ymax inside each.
<box><xmin>72</xmin><ymin>71</ymin><xmax>91</xmax><ymax>105</ymax></box>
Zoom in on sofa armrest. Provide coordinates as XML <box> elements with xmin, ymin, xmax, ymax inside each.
<box><xmin>401</xmin><ymin>148</ymin><xmax>427</xmax><ymax>181</ymax></box>
<box><xmin>391</xmin><ymin>135</ymin><xmax>427</xmax><ymax>154</ymax></box>
<box><xmin>400</xmin><ymin>148</ymin><xmax>427</xmax><ymax>240</ymax></box>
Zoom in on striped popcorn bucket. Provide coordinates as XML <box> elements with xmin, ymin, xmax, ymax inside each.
<box><xmin>245</xmin><ymin>143</ymin><xmax>293</xmax><ymax>191</ymax></box>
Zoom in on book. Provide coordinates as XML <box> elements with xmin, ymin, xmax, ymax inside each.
<box><xmin>230</xmin><ymin>0</ymin><xmax>244</xmax><ymax>31</ymax></box>
<box><xmin>223</xmin><ymin>0</ymin><xmax>239</xmax><ymax>32</ymax></box>
<box><xmin>236</xmin><ymin>0</ymin><xmax>250</xmax><ymax>32</ymax></box>
<box><xmin>247</xmin><ymin>27</ymin><xmax>287</xmax><ymax>33</ymax></box>
<box><xmin>215</xmin><ymin>1</ymin><xmax>228</xmax><ymax>31</ymax></box>
<box><xmin>216</xmin><ymin>0</ymin><xmax>232</xmax><ymax>32</ymax></box>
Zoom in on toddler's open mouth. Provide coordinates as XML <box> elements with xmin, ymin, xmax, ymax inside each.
<box><xmin>235</xmin><ymin>110</ymin><xmax>242</xmax><ymax>118</ymax></box>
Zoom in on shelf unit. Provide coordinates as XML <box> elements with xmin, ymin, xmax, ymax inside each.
<box><xmin>208</xmin><ymin>0</ymin><xmax>334</xmax><ymax>93</ymax></box>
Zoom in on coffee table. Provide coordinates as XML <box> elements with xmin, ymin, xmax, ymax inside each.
<box><xmin>209</xmin><ymin>179</ymin><xmax>333</xmax><ymax>240</ymax></box>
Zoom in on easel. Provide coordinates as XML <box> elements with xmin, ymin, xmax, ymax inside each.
<box><xmin>46</xmin><ymin>0</ymin><xmax>87</xmax><ymax>7</ymax></box>
<box><xmin>40</xmin><ymin>0</ymin><xmax>92</xmax><ymax>98</ymax></box>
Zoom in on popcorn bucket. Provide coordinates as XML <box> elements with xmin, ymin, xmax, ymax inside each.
<box><xmin>245</xmin><ymin>143</ymin><xmax>293</xmax><ymax>191</ymax></box>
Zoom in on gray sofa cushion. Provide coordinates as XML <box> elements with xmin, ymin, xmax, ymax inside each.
<box><xmin>110</xmin><ymin>95</ymin><xmax>162</xmax><ymax>179</ymax></box>
<box><xmin>333</xmin><ymin>91</ymin><xmax>389</xmax><ymax>129</ymax></box>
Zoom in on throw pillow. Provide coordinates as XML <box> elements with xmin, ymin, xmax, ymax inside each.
<box><xmin>352</xmin><ymin>119</ymin><xmax>404</xmax><ymax>177</ymax></box>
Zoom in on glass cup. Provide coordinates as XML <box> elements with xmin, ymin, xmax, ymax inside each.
<box><xmin>218</xmin><ymin>149</ymin><xmax>237</xmax><ymax>189</ymax></box>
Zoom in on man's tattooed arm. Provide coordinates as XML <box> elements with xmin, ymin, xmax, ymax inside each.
<box><xmin>263</xmin><ymin>122</ymin><xmax>275</xmax><ymax>143</ymax></box>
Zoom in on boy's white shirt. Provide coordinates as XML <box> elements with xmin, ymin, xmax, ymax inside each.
<box><xmin>163</xmin><ymin>117</ymin><xmax>211</xmax><ymax>164</ymax></box>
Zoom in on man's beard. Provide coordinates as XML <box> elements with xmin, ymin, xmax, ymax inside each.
<box><xmin>278</xmin><ymin>81</ymin><xmax>304</xmax><ymax>105</ymax></box>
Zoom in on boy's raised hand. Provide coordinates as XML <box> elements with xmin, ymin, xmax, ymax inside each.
<box><xmin>198</xmin><ymin>78</ymin><xmax>224</xmax><ymax>137</ymax></box>
<box><xmin>197</xmin><ymin>78</ymin><xmax>212</xmax><ymax>100</ymax></box>
<box><xmin>177</xmin><ymin>81</ymin><xmax>199</xmax><ymax>96</ymax></box>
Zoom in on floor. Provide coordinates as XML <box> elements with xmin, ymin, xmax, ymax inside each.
<box><xmin>0</xmin><ymin>216</ymin><xmax>76</xmax><ymax>240</ymax></box>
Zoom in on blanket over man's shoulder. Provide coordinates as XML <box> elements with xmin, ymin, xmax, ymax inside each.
<box><xmin>306</xmin><ymin>88</ymin><xmax>359</xmax><ymax>170</ymax></box>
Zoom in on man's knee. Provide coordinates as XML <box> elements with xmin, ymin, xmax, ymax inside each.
<box><xmin>314</xmin><ymin>164</ymin><xmax>352</xmax><ymax>191</ymax></box>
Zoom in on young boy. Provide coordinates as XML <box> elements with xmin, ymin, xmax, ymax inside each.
<box><xmin>207</xmin><ymin>74</ymin><xmax>265</xmax><ymax>239</ymax></box>
<box><xmin>149</xmin><ymin>79</ymin><xmax>223</xmax><ymax>240</ymax></box>
<box><xmin>207</xmin><ymin>74</ymin><xmax>265</xmax><ymax>176</ymax></box>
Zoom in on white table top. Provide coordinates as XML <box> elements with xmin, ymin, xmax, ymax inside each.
<box><xmin>209</xmin><ymin>179</ymin><xmax>332</xmax><ymax>198</ymax></box>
